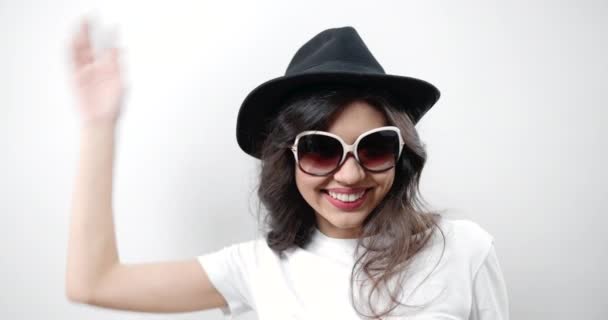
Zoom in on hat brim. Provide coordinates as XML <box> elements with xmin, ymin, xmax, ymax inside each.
<box><xmin>236</xmin><ymin>71</ymin><xmax>440</xmax><ymax>159</ymax></box>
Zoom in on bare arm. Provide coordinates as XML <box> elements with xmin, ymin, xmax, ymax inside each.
<box><xmin>90</xmin><ymin>260</ymin><xmax>227</xmax><ymax>312</ymax></box>
<box><xmin>65</xmin><ymin>18</ymin><xmax>227</xmax><ymax>312</ymax></box>
<box><xmin>65</xmin><ymin>122</ymin><xmax>120</xmax><ymax>299</ymax></box>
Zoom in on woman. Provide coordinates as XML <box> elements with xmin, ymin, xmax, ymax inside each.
<box><xmin>66</xmin><ymin>19</ymin><xmax>509</xmax><ymax>319</ymax></box>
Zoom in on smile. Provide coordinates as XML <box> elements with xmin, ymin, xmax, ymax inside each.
<box><xmin>327</xmin><ymin>190</ymin><xmax>366</xmax><ymax>202</ymax></box>
<box><xmin>322</xmin><ymin>188</ymin><xmax>371</xmax><ymax>211</ymax></box>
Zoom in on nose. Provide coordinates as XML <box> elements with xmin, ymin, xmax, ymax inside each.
<box><xmin>333</xmin><ymin>153</ymin><xmax>365</xmax><ymax>184</ymax></box>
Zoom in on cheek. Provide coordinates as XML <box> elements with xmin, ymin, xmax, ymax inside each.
<box><xmin>295</xmin><ymin>169</ymin><xmax>323</xmax><ymax>202</ymax></box>
<box><xmin>375</xmin><ymin>171</ymin><xmax>395</xmax><ymax>196</ymax></box>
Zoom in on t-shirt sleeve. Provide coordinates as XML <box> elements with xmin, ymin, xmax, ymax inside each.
<box><xmin>469</xmin><ymin>243</ymin><xmax>510</xmax><ymax>320</ymax></box>
<box><xmin>197</xmin><ymin>240</ymin><xmax>258</xmax><ymax>318</ymax></box>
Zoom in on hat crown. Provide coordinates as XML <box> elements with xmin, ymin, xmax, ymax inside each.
<box><xmin>236</xmin><ymin>26</ymin><xmax>440</xmax><ymax>159</ymax></box>
<box><xmin>285</xmin><ymin>26</ymin><xmax>385</xmax><ymax>75</ymax></box>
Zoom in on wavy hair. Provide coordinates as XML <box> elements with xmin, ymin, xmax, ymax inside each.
<box><xmin>254</xmin><ymin>85</ymin><xmax>446</xmax><ymax>319</ymax></box>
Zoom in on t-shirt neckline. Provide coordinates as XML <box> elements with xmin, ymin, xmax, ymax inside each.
<box><xmin>303</xmin><ymin>227</ymin><xmax>363</xmax><ymax>265</ymax></box>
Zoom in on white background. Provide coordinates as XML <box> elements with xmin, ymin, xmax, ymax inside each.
<box><xmin>1</xmin><ymin>0</ymin><xmax>606</xmax><ymax>319</ymax></box>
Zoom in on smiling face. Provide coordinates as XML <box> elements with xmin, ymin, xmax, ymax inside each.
<box><xmin>294</xmin><ymin>99</ymin><xmax>395</xmax><ymax>239</ymax></box>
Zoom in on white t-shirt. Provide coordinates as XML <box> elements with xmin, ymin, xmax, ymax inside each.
<box><xmin>197</xmin><ymin>218</ymin><xmax>509</xmax><ymax>319</ymax></box>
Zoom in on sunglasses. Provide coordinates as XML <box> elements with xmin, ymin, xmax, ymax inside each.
<box><xmin>290</xmin><ymin>126</ymin><xmax>405</xmax><ymax>176</ymax></box>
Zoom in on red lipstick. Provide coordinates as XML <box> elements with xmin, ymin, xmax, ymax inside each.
<box><xmin>323</xmin><ymin>188</ymin><xmax>370</xmax><ymax>211</ymax></box>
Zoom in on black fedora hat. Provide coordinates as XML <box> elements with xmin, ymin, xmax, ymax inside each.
<box><xmin>236</xmin><ymin>26</ymin><xmax>440</xmax><ymax>159</ymax></box>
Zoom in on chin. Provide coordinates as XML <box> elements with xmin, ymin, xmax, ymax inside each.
<box><xmin>316</xmin><ymin>208</ymin><xmax>371</xmax><ymax>235</ymax></box>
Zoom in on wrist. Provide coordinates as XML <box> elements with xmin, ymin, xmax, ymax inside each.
<box><xmin>80</xmin><ymin>118</ymin><xmax>118</xmax><ymax>136</ymax></box>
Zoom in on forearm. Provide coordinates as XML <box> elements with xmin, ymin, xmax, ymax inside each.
<box><xmin>66</xmin><ymin>121</ymin><xmax>120</xmax><ymax>300</ymax></box>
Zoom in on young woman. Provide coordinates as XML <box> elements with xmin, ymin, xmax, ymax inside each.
<box><xmin>66</xmin><ymin>19</ymin><xmax>509</xmax><ymax>319</ymax></box>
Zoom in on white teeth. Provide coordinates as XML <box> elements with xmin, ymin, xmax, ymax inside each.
<box><xmin>327</xmin><ymin>190</ymin><xmax>366</xmax><ymax>202</ymax></box>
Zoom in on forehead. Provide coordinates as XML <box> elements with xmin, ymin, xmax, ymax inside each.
<box><xmin>326</xmin><ymin>100</ymin><xmax>387</xmax><ymax>144</ymax></box>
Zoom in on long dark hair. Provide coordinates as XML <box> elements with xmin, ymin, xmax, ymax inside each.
<box><xmin>254</xmin><ymin>85</ymin><xmax>446</xmax><ymax>319</ymax></box>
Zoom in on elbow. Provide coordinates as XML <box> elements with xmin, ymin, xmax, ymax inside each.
<box><xmin>65</xmin><ymin>279</ymin><xmax>92</xmax><ymax>304</ymax></box>
<box><xmin>65</xmin><ymin>264</ymin><xmax>119</xmax><ymax>305</ymax></box>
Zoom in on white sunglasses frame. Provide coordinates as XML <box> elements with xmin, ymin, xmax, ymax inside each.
<box><xmin>290</xmin><ymin>126</ymin><xmax>406</xmax><ymax>176</ymax></box>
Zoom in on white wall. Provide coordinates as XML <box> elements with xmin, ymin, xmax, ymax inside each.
<box><xmin>1</xmin><ymin>0</ymin><xmax>606</xmax><ymax>319</ymax></box>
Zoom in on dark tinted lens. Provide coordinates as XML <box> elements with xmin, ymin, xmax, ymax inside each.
<box><xmin>357</xmin><ymin>130</ymin><xmax>399</xmax><ymax>171</ymax></box>
<box><xmin>297</xmin><ymin>134</ymin><xmax>342</xmax><ymax>175</ymax></box>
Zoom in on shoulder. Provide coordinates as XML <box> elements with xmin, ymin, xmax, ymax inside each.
<box><xmin>198</xmin><ymin>237</ymin><xmax>274</xmax><ymax>270</ymax></box>
<box><xmin>436</xmin><ymin>218</ymin><xmax>495</xmax><ymax>273</ymax></box>
<box><xmin>439</xmin><ymin>218</ymin><xmax>494</xmax><ymax>245</ymax></box>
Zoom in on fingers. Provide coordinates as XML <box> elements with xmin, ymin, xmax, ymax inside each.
<box><xmin>71</xmin><ymin>19</ymin><xmax>94</xmax><ymax>69</ymax></box>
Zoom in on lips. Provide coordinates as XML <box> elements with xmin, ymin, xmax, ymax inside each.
<box><xmin>322</xmin><ymin>188</ymin><xmax>371</xmax><ymax>211</ymax></box>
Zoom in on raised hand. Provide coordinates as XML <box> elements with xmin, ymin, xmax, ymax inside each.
<box><xmin>69</xmin><ymin>19</ymin><xmax>126</xmax><ymax>125</ymax></box>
